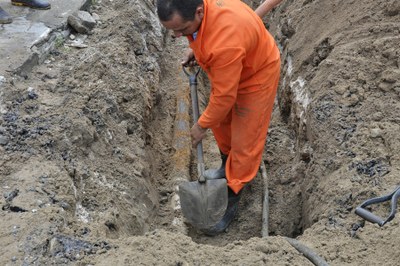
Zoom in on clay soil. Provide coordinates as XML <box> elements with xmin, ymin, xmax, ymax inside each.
<box><xmin>0</xmin><ymin>0</ymin><xmax>399</xmax><ymax>265</ymax></box>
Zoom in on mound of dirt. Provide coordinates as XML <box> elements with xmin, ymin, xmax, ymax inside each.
<box><xmin>0</xmin><ymin>0</ymin><xmax>399</xmax><ymax>265</ymax></box>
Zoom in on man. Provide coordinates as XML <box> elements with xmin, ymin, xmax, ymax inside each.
<box><xmin>0</xmin><ymin>0</ymin><xmax>51</xmax><ymax>24</ymax></box>
<box><xmin>157</xmin><ymin>0</ymin><xmax>281</xmax><ymax>235</ymax></box>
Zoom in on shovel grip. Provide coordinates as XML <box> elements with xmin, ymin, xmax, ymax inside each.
<box><xmin>186</xmin><ymin>66</ymin><xmax>206</xmax><ymax>182</ymax></box>
<box><xmin>197</xmin><ymin>161</ymin><xmax>205</xmax><ymax>183</ymax></box>
<box><xmin>355</xmin><ymin>207</ymin><xmax>385</xmax><ymax>226</ymax></box>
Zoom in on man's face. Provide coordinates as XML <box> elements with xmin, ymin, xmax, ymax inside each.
<box><xmin>161</xmin><ymin>6</ymin><xmax>204</xmax><ymax>38</ymax></box>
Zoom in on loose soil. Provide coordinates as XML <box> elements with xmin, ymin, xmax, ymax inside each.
<box><xmin>0</xmin><ymin>0</ymin><xmax>399</xmax><ymax>265</ymax></box>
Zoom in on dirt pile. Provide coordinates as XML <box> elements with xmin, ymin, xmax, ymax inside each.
<box><xmin>0</xmin><ymin>0</ymin><xmax>399</xmax><ymax>265</ymax></box>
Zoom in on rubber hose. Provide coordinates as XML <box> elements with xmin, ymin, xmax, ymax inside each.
<box><xmin>260</xmin><ymin>162</ymin><xmax>329</xmax><ymax>266</ymax></box>
<box><xmin>285</xmin><ymin>237</ymin><xmax>329</xmax><ymax>266</ymax></box>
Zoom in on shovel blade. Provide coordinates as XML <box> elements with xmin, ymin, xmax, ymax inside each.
<box><xmin>178</xmin><ymin>178</ymin><xmax>228</xmax><ymax>229</ymax></box>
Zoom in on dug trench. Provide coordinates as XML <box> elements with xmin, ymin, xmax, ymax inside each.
<box><xmin>1</xmin><ymin>0</ymin><xmax>400</xmax><ymax>265</ymax></box>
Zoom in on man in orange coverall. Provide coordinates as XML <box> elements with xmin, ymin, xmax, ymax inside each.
<box><xmin>157</xmin><ymin>0</ymin><xmax>281</xmax><ymax>235</ymax></box>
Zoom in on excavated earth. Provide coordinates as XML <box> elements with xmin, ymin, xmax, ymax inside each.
<box><xmin>0</xmin><ymin>0</ymin><xmax>399</xmax><ymax>265</ymax></box>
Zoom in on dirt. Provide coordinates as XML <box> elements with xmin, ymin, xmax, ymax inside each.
<box><xmin>0</xmin><ymin>0</ymin><xmax>399</xmax><ymax>265</ymax></box>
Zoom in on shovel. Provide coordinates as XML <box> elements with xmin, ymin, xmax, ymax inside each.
<box><xmin>178</xmin><ymin>66</ymin><xmax>228</xmax><ymax>230</ymax></box>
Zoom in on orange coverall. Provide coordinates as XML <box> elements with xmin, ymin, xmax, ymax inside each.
<box><xmin>187</xmin><ymin>0</ymin><xmax>280</xmax><ymax>194</ymax></box>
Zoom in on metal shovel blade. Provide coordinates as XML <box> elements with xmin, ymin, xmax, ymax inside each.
<box><xmin>179</xmin><ymin>178</ymin><xmax>228</xmax><ymax>229</ymax></box>
<box><xmin>179</xmin><ymin>66</ymin><xmax>228</xmax><ymax>229</ymax></box>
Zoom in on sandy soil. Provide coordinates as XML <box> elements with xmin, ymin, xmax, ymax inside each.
<box><xmin>0</xmin><ymin>0</ymin><xmax>399</xmax><ymax>265</ymax></box>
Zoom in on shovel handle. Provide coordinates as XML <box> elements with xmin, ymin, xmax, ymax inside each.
<box><xmin>184</xmin><ymin>66</ymin><xmax>206</xmax><ymax>183</ymax></box>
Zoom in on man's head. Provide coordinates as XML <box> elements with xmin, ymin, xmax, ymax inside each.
<box><xmin>157</xmin><ymin>0</ymin><xmax>204</xmax><ymax>38</ymax></box>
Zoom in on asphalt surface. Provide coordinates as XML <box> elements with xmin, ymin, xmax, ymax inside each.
<box><xmin>0</xmin><ymin>0</ymin><xmax>89</xmax><ymax>77</ymax></box>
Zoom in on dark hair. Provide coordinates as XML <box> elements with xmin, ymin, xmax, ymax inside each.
<box><xmin>157</xmin><ymin>0</ymin><xmax>203</xmax><ymax>22</ymax></box>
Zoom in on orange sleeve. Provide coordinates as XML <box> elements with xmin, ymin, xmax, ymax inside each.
<box><xmin>197</xmin><ymin>47</ymin><xmax>245</xmax><ymax>128</ymax></box>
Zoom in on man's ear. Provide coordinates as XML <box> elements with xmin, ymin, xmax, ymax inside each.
<box><xmin>195</xmin><ymin>4</ymin><xmax>204</xmax><ymax>19</ymax></box>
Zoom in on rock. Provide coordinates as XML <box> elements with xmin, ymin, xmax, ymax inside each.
<box><xmin>370</xmin><ymin>128</ymin><xmax>382</xmax><ymax>138</ymax></box>
<box><xmin>378</xmin><ymin>81</ymin><xmax>393</xmax><ymax>92</ymax></box>
<box><xmin>334</xmin><ymin>85</ymin><xmax>348</xmax><ymax>95</ymax></box>
<box><xmin>281</xmin><ymin>19</ymin><xmax>295</xmax><ymax>38</ymax></box>
<box><xmin>67</xmin><ymin>11</ymin><xmax>96</xmax><ymax>34</ymax></box>
<box><xmin>0</xmin><ymin>135</ymin><xmax>9</xmax><ymax>145</ymax></box>
<box><xmin>49</xmin><ymin>237</ymin><xmax>64</xmax><ymax>256</ymax></box>
<box><xmin>381</xmin><ymin>69</ymin><xmax>399</xmax><ymax>84</ymax></box>
<box><xmin>4</xmin><ymin>189</ymin><xmax>19</xmax><ymax>202</ymax></box>
<box><xmin>92</xmin><ymin>13</ymin><xmax>101</xmax><ymax>21</ymax></box>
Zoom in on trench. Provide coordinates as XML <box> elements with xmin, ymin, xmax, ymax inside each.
<box><xmin>142</xmin><ymin>33</ymin><xmax>311</xmax><ymax>243</ymax></box>
<box><xmin>121</xmin><ymin>3</ymin><xmax>318</xmax><ymax>245</ymax></box>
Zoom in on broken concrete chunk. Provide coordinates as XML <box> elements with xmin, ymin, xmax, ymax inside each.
<box><xmin>67</xmin><ymin>11</ymin><xmax>96</xmax><ymax>34</ymax></box>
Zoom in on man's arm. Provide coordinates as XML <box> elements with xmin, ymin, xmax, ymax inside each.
<box><xmin>254</xmin><ymin>0</ymin><xmax>284</xmax><ymax>18</ymax></box>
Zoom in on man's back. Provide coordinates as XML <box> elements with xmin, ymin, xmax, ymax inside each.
<box><xmin>188</xmin><ymin>0</ymin><xmax>280</xmax><ymax>92</ymax></box>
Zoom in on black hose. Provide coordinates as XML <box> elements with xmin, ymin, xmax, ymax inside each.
<box><xmin>260</xmin><ymin>162</ymin><xmax>329</xmax><ymax>266</ymax></box>
<box><xmin>285</xmin><ymin>237</ymin><xmax>329</xmax><ymax>266</ymax></box>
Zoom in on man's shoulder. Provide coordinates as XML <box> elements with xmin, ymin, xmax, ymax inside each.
<box><xmin>204</xmin><ymin>0</ymin><xmax>258</xmax><ymax>29</ymax></box>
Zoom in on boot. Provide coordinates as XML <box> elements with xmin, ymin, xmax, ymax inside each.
<box><xmin>204</xmin><ymin>152</ymin><xmax>227</xmax><ymax>180</ymax></box>
<box><xmin>0</xmin><ymin>7</ymin><xmax>12</xmax><ymax>24</ymax></box>
<box><xmin>11</xmin><ymin>0</ymin><xmax>51</xmax><ymax>10</ymax></box>
<box><xmin>201</xmin><ymin>187</ymin><xmax>241</xmax><ymax>236</ymax></box>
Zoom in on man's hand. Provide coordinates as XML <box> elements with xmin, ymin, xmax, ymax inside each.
<box><xmin>190</xmin><ymin>122</ymin><xmax>207</xmax><ymax>148</ymax></box>
<box><xmin>254</xmin><ymin>0</ymin><xmax>283</xmax><ymax>18</ymax></box>
<box><xmin>181</xmin><ymin>48</ymin><xmax>197</xmax><ymax>67</ymax></box>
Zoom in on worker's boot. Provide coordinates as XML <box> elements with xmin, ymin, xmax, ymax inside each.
<box><xmin>204</xmin><ymin>152</ymin><xmax>227</xmax><ymax>180</ymax></box>
<box><xmin>202</xmin><ymin>187</ymin><xmax>241</xmax><ymax>236</ymax></box>
<box><xmin>0</xmin><ymin>7</ymin><xmax>12</xmax><ymax>24</ymax></box>
<box><xmin>11</xmin><ymin>0</ymin><xmax>51</xmax><ymax>10</ymax></box>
